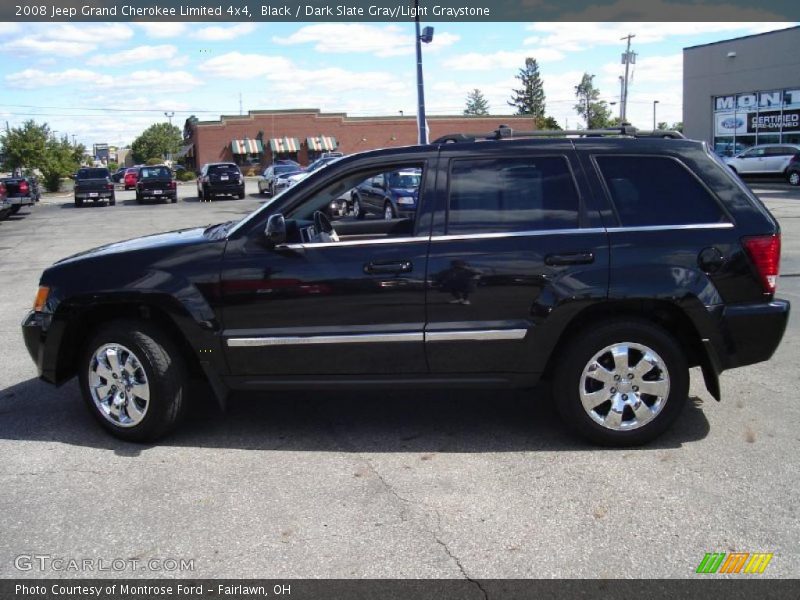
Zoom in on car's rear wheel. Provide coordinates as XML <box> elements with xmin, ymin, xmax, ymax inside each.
<box><xmin>108</xmin><ymin>195</ymin><xmax>115</xmax><ymax>206</ymax></box>
<box><xmin>79</xmin><ymin>320</ymin><xmax>187</xmax><ymax>442</ymax></box>
<box><xmin>10</xmin><ymin>205</ymin><xmax>21</xmax><ymax>215</ymax></box>
<box><xmin>74</xmin><ymin>198</ymin><xmax>83</xmax><ymax>207</ymax></box>
<box><xmin>788</xmin><ymin>170</ymin><xmax>800</xmax><ymax>186</ymax></box>
<box><xmin>384</xmin><ymin>201</ymin><xmax>395</xmax><ymax>221</ymax></box>
<box><xmin>238</xmin><ymin>189</ymin><xmax>245</xmax><ymax>199</ymax></box>
<box><xmin>553</xmin><ymin>319</ymin><xmax>688</xmax><ymax>446</ymax></box>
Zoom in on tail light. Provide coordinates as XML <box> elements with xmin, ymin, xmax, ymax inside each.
<box><xmin>742</xmin><ymin>234</ymin><xmax>781</xmax><ymax>295</ymax></box>
<box><xmin>19</xmin><ymin>180</ymin><xmax>29</xmax><ymax>195</ymax></box>
<box><xmin>170</xmin><ymin>181</ymin><xmax>177</xmax><ymax>189</ymax></box>
<box><xmin>790</xmin><ymin>153</ymin><xmax>800</xmax><ymax>164</ymax></box>
<box><xmin>107</xmin><ymin>183</ymin><xmax>114</xmax><ymax>190</ymax></box>
<box><xmin>0</xmin><ymin>182</ymin><xmax>6</xmax><ymax>195</ymax></box>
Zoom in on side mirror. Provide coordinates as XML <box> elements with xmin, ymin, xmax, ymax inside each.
<box><xmin>265</xmin><ymin>213</ymin><xmax>286</xmax><ymax>246</ymax></box>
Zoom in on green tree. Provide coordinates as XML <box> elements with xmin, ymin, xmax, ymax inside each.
<box><xmin>540</xmin><ymin>116</ymin><xmax>562</xmax><ymax>130</ymax></box>
<box><xmin>574</xmin><ymin>73</ymin><xmax>612</xmax><ymax>129</ymax></box>
<box><xmin>0</xmin><ymin>120</ymin><xmax>84</xmax><ymax>191</ymax></box>
<box><xmin>670</xmin><ymin>121</ymin><xmax>683</xmax><ymax>132</ymax></box>
<box><xmin>508</xmin><ymin>57</ymin><xmax>546</xmax><ymax>123</ymax></box>
<box><xmin>131</xmin><ymin>122</ymin><xmax>182</xmax><ymax>164</ymax></box>
<box><xmin>463</xmin><ymin>89</ymin><xmax>490</xmax><ymax>116</ymax></box>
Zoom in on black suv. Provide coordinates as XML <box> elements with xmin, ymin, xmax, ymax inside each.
<box><xmin>196</xmin><ymin>163</ymin><xmax>245</xmax><ymax>202</ymax></box>
<box><xmin>22</xmin><ymin>127</ymin><xmax>789</xmax><ymax>445</ymax></box>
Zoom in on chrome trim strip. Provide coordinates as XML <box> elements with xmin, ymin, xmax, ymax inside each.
<box><xmin>430</xmin><ymin>228</ymin><xmax>605</xmax><ymax>242</ymax></box>
<box><xmin>606</xmin><ymin>223</ymin><xmax>734</xmax><ymax>233</ymax></box>
<box><xmin>425</xmin><ymin>329</ymin><xmax>528</xmax><ymax>342</ymax></box>
<box><xmin>227</xmin><ymin>332</ymin><xmax>423</xmax><ymax>347</ymax></box>
<box><xmin>278</xmin><ymin>236</ymin><xmax>426</xmax><ymax>249</ymax></box>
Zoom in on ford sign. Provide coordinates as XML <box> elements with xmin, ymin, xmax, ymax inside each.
<box><xmin>721</xmin><ymin>117</ymin><xmax>744</xmax><ymax>130</ymax></box>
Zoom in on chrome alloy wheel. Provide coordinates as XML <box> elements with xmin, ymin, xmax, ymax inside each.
<box><xmin>789</xmin><ymin>171</ymin><xmax>800</xmax><ymax>186</ymax></box>
<box><xmin>88</xmin><ymin>343</ymin><xmax>150</xmax><ymax>427</ymax></box>
<box><xmin>579</xmin><ymin>342</ymin><xmax>670</xmax><ymax>431</ymax></box>
<box><xmin>353</xmin><ymin>199</ymin><xmax>361</xmax><ymax>218</ymax></box>
<box><xmin>384</xmin><ymin>204</ymin><xmax>394</xmax><ymax>220</ymax></box>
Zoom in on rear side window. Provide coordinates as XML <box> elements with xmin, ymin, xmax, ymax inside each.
<box><xmin>140</xmin><ymin>167</ymin><xmax>171</xmax><ymax>179</ymax></box>
<box><xmin>594</xmin><ymin>156</ymin><xmax>725</xmax><ymax>227</ymax></box>
<box><xmin>447</xmin><ymin>156</ymin><xmax>580</xmax><ymax>234</ymax></box>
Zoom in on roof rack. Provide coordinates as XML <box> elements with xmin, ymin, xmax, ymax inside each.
<box><xmin>432</xmin><ymin>124</ymin><xmax>685</xmax><ymax>144</ymax></box>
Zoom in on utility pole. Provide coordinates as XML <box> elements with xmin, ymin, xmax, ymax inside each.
<box><xmin>620</xmin><ymin>33</ymin><xmax>636</xmax><ymax>123</ymax></box>
<box><xmin>164</xmin><ymin>111</ymin><xmax>174</xmax><ymax>126</ymax></box>
<box><xmin>618</xmin><ymin>76</ymin><xmax>625</xmax><ymax>119</ymax></box>
<box><xmin>71</xmin><ymin>134</ymin><xmax>76</xmax><ymax>146</ymax></box>
<box><xmin>653</xmin><ymin>100</ymin><xmax>660</xmax><ymax>130</ymax></box>
<box><xmin>239</xmin><ymin>93</ymin><xmax>243</xmax><ymax>116</ymax></box>
<box><xmin>414</xmin><ymin>0</ymin><xmax>434</xmax><ymax>145</ymax></box>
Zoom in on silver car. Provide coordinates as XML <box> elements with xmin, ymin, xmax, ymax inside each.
<box><xmin>724</xmin><ymin>144</ymin><xmax>800</xmax><ymax>180</ymax></box>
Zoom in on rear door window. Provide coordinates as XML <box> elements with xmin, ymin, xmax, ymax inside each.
<box><xmin>446</xmin><ymin>156</ymin><xmax>580</xmax><ymax>234</ymax></box>
<box><xmin>594</xmin><ymin>156</ymin><xmax>726</xmax><ymax>227</ymax></box>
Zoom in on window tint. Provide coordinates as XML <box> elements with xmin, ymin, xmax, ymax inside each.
<box><xmin>139</xmin><ymin>166</ymin><xmax>171</xmax><ymax>179</ymax></box>
<box><xmin>595</xmin><ymin>156</ymin><xmax>725</xmax><ymax>226</ymax></box>
<box><xmin>77</xmin><ymin>168</ymin><xmax>110</xmax><ymax>179</ymax></box>
<box><xmin>446</xmin><ymin>157</ymin><xmax>579</xmax><ymax>234</ymax></box>
<box><xmin>209</xmin><ymin>164</ymin><xmax>239</xmax><ymax>174</ymax></box>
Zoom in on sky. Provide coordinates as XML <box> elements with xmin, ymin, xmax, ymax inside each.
<box><xmin>0</xmin><ymin>20</ymin><xmax>794</xmax><ymax>148</ymax></box>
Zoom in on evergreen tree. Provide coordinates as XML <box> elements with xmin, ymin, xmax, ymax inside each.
<box><xmin>508</xmin><ymin>57</ymin><xmax>546</xmax><ymax>122</ymax></box>
<box><xmin>463</xmin><ymin>89</ymin><xmax>490</xmax><ymax>116</ymax></box>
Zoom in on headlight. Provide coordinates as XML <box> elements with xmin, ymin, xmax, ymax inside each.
<box><xmin>33</xmin><ymin>286</ymin><xmax>50</xmax><ymax>312</ymax></box>
<box><xmin>396</xmin><ymin>196</ymin><xmax>415</xmax><ymax>205</ymax></box>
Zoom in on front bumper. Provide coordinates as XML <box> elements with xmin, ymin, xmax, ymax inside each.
<box><xmin>713</xmin><ymin>300</ymin><xmax>790</xmax><ymax>370</ymax></box>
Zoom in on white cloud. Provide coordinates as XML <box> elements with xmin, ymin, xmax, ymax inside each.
<box><xmin>2</xmin><ymin>38</ymin><xmax>96</xmax><ymax>57</ymax></box>
<box><xmin>192</xmin><ymin>23</ymin><xmax>257</xmax><ymax>41</ymax></box>
<box><xmin>167</xmin><ymin>55</ymin><xmax>190</xmax><ymax>68</ymax></box>
<box><xmin>198</xmin><ymin>52</ymin><xmax>293</xmax><ymax>79</ymax></box>
<box><xmin>1</xmin><ymin>23</ymin><xmax>133</xmax><ymax>57</ymax></box>
<box><xmin>115</xmin><ymin>70</ymin><xmax>202</xmax><ymax>93</ymax></box>
<box><xmin>551</xmin><ymin>0</ymin><xmax>792</xmax><ymax>21</ymax></box>
<box><xmin>135</xmin><ymin>23</ymin><xmax>188</xmax><ymax>38</ymax></box>
<box><xmin>441</xmin><ymin>49</ymin><xmax>564</xmax><ymax>71</ymax></box>
<box><xmin>273</xmin><ymin>24</ymin><xmax>459</xmax><ymax>57</ymax></box>
<box><xmin>88</xmin><ymin>45</ymin><xmax>178</xmax><ymax>66</ymax></box>
<box><xmin>5</xmin><ymin>68</ymin><xmax>114</xmax><ymax>90</ymax></box>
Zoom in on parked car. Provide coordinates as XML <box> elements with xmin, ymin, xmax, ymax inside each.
<box><xmin>285</xmin><ymin>155</ymin><xmax>344</xmax><ymax>189</ymax></box>
<box><xmin>350</xmin><ymin>169</ymin><xmax>421</xmax><ymax>220</ymax></box>
<box><xmin>0</xmin><ymin>180</ymin><xmax>10</xmax><ymax>220</ymax></box>
<box><xmin>197</xmin><ymin>163</ymin><xmax>245</xmax><ymax>202</ymax></box>
<box><xmin>258</xmin><ymin>163</ymin><xmax>303</xmax><ymax>196</ymax></box>
<box><xmin>73</xmin><ymin>167</ymin><xmax>115</xmax><ymax>207</ymax></box>
<box><xmin>21</xmin><ymin>126</ymin><xmax>789</xmax><ymax>445</ymax></box>
<box><xmin>111</xmin><ymin>167</ymin><xmax>127</xmax><ymax>183</ymax></box>
<box><xmin>123</xmin><ymin>167</ymin><xmax>139</xmax><ymax>190</ymax></box>
<box><xmin>0</xmin><ymin>175</ymin><xmax>40</xmax><ymax>214</ymax></box>
<box><xmin>724</xmin><ymin>144</ymin><xmax>800</xmax><ymax>181</ymax></box>
<box><xmin>135</xmin><ymin>165</ymin><xmax>177</xmax><ymax>204</ymax></box>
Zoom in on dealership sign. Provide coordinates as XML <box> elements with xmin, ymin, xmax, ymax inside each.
<box><xmin>715</xmin><ymin>109</ymin><xmax>800</xmax><ymax>136</ymax></box>
<box><xmin>715</xmin><ymin>89</ymin><xmax>800</xmax><ymax>112</ymax></box>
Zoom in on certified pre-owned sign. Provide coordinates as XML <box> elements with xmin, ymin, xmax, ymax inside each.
<box><xmin>715</xmin><ymin>109</ymin><xmax>800</xmax><ymax>135</ymax></box>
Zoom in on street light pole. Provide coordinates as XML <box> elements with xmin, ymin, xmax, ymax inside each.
<box><xmin>653</xmin><ymin>100</ymin><xmax>660</xmax><ymax>130</ymax></box>
<box><xmin>164</xmin><ymin>111</ymin><xmax>175</xmax><ymax>163</ymax></box>
<box><xmin>414</xmin><ymin>0</ymin><xmax>433</xmax><ymax>145</ymax></box>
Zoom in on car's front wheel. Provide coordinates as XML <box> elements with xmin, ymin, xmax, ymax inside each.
<box><xmin>553</xmin><ymin>319</ymin><xmax>688</xmax><ymax>446</ymax></box>
<box><xmin>79</xmin><ymin>320</ymin><xmax>187</xmax><ymax>442</ymax></box>
<box><xmin>353</xmin><ymin>197</ymin><xmax>365</xmax><ymax>220</ymax></box>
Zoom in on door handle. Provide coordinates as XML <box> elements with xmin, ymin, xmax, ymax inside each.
<box><xmin>364</xmin><ymin>260</ymin><xmax>413</xmax><ymax>274</ymax></box>
<box><xmin>544</xmin><ymin>252</ymin><xmax>595</xmax><ymax>266</ymax></box>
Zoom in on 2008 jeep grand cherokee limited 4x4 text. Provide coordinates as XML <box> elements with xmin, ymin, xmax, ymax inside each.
<box><xmin>22</xmin><ymin>126</ymin><xmax>789</xmax><ymax>445</ymax></box>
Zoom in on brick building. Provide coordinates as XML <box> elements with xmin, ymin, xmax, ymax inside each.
<box><xmin>179</xmin><ymin>109</ymin><xmax>536</xmax><ymax>172</ymax></box>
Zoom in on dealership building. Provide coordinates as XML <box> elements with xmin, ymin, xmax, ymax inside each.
<box><xmin>683</xmin><ymin>26</ymin><xmax>800</xmax><ymax>154</ymax></box>
<box><xmin>180</xmin><ymin>109</ymin><xmax>534</xmax><ymax>171</ymax></box>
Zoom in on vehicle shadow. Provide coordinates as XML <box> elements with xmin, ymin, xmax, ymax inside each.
<box><xmin>119</xmin><ymin>199</ymin><xmax>174</xmax><ymax>207</ymax></box>
<box><xmin>59</xmin><ymin>202</ymin><xmax>113</xmax><ymax>209</ymax></box>
<box><xmin>0</xmin><ymin>376</ymin><xmax>711</xmax><ymax>456</ymax></box>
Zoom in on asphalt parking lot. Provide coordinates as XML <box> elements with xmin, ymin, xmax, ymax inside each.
<box><xmin>0</xmin><ymin>180</ymin><xmax>798</xmax><ymax>579</ymax></box>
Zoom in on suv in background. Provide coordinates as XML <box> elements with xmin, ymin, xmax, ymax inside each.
<box><xmin>0</xmin><ymin>175</ymin><xmax>39</xmax><ymax>215</ymax></box>
<box><xmin>724</xmin><ymin>144</ymin><xmax>800</xmax><ymax>182</ymax></box>
<box><xmin>135</xmin><ymin>165</ymin><xmax>177</xmax><ymax>204</ymax></box>
<box><xmin>123</xmin><ymin>167</ymin><xmax>139</xmax><ymax>190</ymax></box>
<box><xmin>22</xmin><ymin>126</ymin><xmax>789</xmax><ymax>445</ymax></box>
<box><xmin>197</xmin><ymin>163</ymin><xmax>245</xmax><ymax>202</ymax></box>
<box><xmin>0</xmin><ymin>180</ymin><xmax>9</xmax><ymax>220</ymax></box>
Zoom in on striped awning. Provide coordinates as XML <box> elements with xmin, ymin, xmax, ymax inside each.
<box><xmin>269</xmin><ymin>137</ymin><xmax>300</xmax><ymax>153</ymax></box>
<box><xmin>231</xmin><ymin>138</ymin><xmax>263</xmax><ymax>154</ymax></box>
<box><xmin>306</xmin><ymin>135</ymin><xmax>338</xmax><ymax>152</ymax></box>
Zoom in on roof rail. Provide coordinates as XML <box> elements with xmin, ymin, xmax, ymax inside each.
<box><xmin>432</xmin><ymin>124</ymin><xmax>685</xmax><ymax>144</ymax></box>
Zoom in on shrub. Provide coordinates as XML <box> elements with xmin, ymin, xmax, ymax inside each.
<box><xmin>245</xmin><ymin>167</ymin><xmax>256</xmax><ymax>177</ymax></box>
<box><xmin>177</xmin><ymin>170</ymin><xmax>196</xmax><ymax>182</ymax></box>
<box><xmin>42</xmin><ymin>173</ymin><xmax>63</xmax><ymax>192</ymax></box>
<box><xmin>146</xmin><ymin>157</ymin><xmax>163</xmax><ymax>165</ymax></box>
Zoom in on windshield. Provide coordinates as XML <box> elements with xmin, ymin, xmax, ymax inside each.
<box><xmin>139</xmin><ymin>167</ymin><xmax>171</xmax><ymax>179</ymax></box>
<box><xmin>275</xmin><ymin>164</ymin><xmax>297</xmax><ymax>175</ymax></box>
<box><xmin>77</xmin><ymin>168</ymin><xmax>109</xmax><ymax>179</ymax></box>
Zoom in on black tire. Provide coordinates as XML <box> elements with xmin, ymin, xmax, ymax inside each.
<box><xmin>10</xmin><ymin>205</ymin><xmax>21</xmax><ymax>215</ymax></box>
<box><xmin>74</xmin><ymin>197</ymin><xmax>83</xmax><ymax>207</ymax></box>
<box><xmin>135</xmin><ymin>192</ymin><xmax>142</xmax><ymax>204</ymax></box>
<box><xmin>108</xmin><ymin>195</ymin><xmax>116</xmax><ymax>206</ymax></box>
<box><xmin>78</xmin><ymin>320</ymin><xmax>188</xmax><ymax>442</ymax></box>
<box><xmin>553</xmin><ymin>318</ymin><xmax>689</xmax><ymax>446</ymax></box>
<box><xmin>238</xmin><ymin>189</ymin><xmax>245</xmax><ymax>199</ymax></box>
<box><xmin>171</xmin><ymin>196</ymin><xmax>177</xmax><ymax>203</ymax></box>
<box><xmin>353</xmin><ymin>196</ymin><xmax>365</xmax><ymax>220</ymax></box>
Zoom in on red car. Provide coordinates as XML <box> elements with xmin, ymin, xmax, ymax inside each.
<box><xmin>123</xmin><ymin>167</ymin><xmax>138</xmax><ymax>190</ymax></box>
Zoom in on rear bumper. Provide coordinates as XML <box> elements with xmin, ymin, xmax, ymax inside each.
<box><xmin>75</xmin><ymin>192</ymin><xmax>114</xmax><ymax>200</ymax></box>
<box><xmin>713</xmin><ymin>300</ymin><xmax>790</xmax><ymax>370</ymax></box>
<box><xmin>208</xmin><ymin>183</ymin><xmax>244</xmax><ymax>194</ymax></box>
<box><xmin>6</xmin><ymin>195</ymin><xmax>35</xmax><ymax>206</ymax></box>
